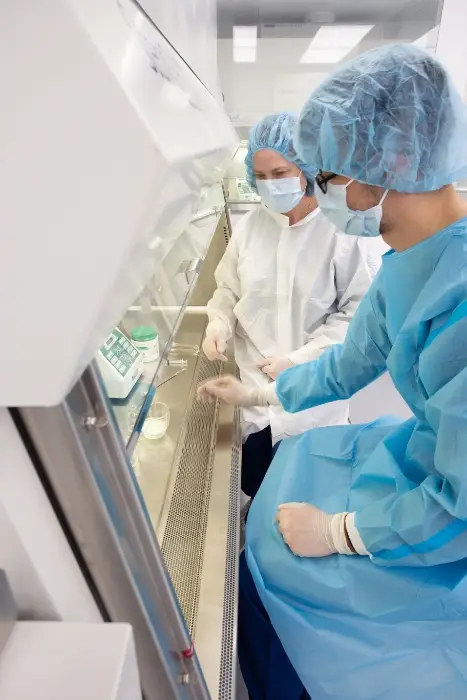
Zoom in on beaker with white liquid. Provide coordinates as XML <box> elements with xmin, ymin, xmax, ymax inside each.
<box><xmin>142</xmin><ymin>401</ymin><xmax>170</xmax><ymax>440</ymax></box>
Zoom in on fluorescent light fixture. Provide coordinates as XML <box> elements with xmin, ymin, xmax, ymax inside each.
<box><xmin>233</xmin><ymin>25</ymin><xmax>257</xmax><ymax>63</ymax></box>
<box><xmin>301</xmin><ymin>24</ymin><xmax>374</xmax><ymax>64</ymax></box>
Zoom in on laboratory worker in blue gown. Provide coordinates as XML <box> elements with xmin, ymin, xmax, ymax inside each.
<box><xmin>199</xmin><ymin>44</ymin><xmax>467</xmax><ymax>700</ymax></box>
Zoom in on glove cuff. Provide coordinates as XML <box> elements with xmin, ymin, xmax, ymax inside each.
<box><xmin>249</xmin><ymin>383</ymin><xmax>282</xmax><ymax>407</ymax></box>
<box><xmin>345</xmin><ymin>513</ymin><xmax>369</xmax><ymax>555</ymax></box>
<box><xmin>249</xmin><ymin>386</ymin><xmax>271</xmax><ymax>407</ymax></box>
<box><xmin>206</xmin><ymin>319</ymin><xmax>230</xmax><ymax>341</ymax></box>
<box><xmin>328</xmin><ymin>512</ymin><xmax>369</xmax><ymax>556</ymax></box>
<box><xmin>329</xmin><ymin>513</ymin><xmax>355</xmax><ymax>555</ymax></box>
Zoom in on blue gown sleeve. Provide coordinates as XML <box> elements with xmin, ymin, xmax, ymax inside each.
<box><xmin>275</xmin><ymin>281</ymin><xmax>390</xmax><ymax>413</ymax></box>
<box><xmin>356</xmin><ymin>303</ymin><xmax>467</xmax><ymax>566</ymax></box>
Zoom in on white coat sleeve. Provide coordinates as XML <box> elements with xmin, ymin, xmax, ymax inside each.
<box><xmin>205</xmin><ymin>231</ymin><xmax>242</xmax><ymax>340</ymax></box>
<box><xmin>287</xmin><ymin>235</ymin><xmax>373</xmax><ymax>365</ymax></box>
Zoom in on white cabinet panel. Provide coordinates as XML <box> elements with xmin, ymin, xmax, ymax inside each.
<box><xmin>0</xmin><ymin>623</ymin><xmax>140</xmax><ymax>700</ymax></box>
<box><xmin>0</xmin><ymin>0</ymin><xmax>235</xmax><ymax>406</ymax></box>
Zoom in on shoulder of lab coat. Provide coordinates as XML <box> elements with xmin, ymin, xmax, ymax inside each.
<box><xmin>205</xmin><ymin>206</ymin><xmax>266</xmax><ymax>333</ymax></box>
<box><xmin>230</xmin><ymin>204</ymin><xmax>276</xmax><ymax>245</ymax></box>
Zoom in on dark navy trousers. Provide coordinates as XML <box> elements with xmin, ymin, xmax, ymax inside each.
<box><xmin>238</xmin><ymin>551</ymin><xmax>310</xmax><ymax>700</ymax></box>
<box><xmin>241</xmin><ymin>426</ymin><xmax>277</xmax><ymax>499</ymax></box>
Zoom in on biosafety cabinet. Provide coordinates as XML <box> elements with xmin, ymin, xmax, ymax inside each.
<box><xmin>0</xmin><ymin>1</ymin><xmax>241</xmax><ymax>698</ymax></box>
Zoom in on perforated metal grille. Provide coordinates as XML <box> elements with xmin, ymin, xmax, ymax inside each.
<box><xmin>218</xmin><ymin>404</ymin><xmax>242</xmax><ymax>700</ymax></box>
<box><xmin>161</xmin><ymin>355</ymin><xmax>222</xmax><ymax>635</ymax></box>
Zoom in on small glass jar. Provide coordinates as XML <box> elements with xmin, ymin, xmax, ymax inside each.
<box><xmin>131</xmin><ymin>326</ymin><xmax>159</xmax><ymax>363</ymax></box>
<box><xmin>142</xmin><ymin>401</ymin><xmax>170</xmax><ymax>440</ymax></box>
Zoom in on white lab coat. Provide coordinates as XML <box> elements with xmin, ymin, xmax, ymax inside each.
<box><xmin>206</xmin><ymin>204</ymin><xmax>375</xmax><ymax>444</ymax></box>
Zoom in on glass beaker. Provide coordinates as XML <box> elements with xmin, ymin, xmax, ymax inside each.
<box><xmin>142</xmin><ymin>401</ymin><xmax>170</xmax><ymax>440</ymax></box>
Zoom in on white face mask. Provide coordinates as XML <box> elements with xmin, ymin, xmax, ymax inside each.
<box><xmin>256</xmin><ymin>175</ymin><xmax>305</xmax><ymax>214</ymax></box>
<box><xmin>315</xmin><ymin>179</ymin><xmax>389</xmax><ymax>237</ymax></box>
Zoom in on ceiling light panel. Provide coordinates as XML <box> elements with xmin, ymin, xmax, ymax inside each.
<box><xmin>301</xmin><ymin>24</ymin><xmax>374</xmax><ymax>64</ymax></box>
<box><xmin>233</xmin><ymin>25</ymin><xmax>257</xmax><ymax>63</ymax></box>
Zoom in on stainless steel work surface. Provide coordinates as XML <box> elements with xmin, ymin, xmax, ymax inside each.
<box><xmin>133</xmin><ymin>314</ymin><xmax>241</xmax><ymax>699</ymax></box>
<box><xmin>131</xmin><ymin>313</ymin><xmax>214</xmax><ymax>531</ymax></box>
<box><xmin>132</xmin><ymin>360</ymin><xmax>207</xmax><ymax>533</ymax></box>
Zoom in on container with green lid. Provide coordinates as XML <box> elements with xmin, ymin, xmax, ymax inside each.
<box><xmin>130</xmin><ymin>326</ymin><xmax>159</xmax><ymax>363</ymax></box>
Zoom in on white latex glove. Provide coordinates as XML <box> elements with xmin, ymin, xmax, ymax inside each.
<box><xmin>197</xmin><ymin>375</ymin><xmax>280</xmax><ymax>407</ymax></box>
<box><xmin>257</xmin><ymin>356</ymin><xmax>295</xmax><ymax>380</ymax></box>
<box><xmin>277</xmin><ymin>503</ymin><xmax>356</xmax><ymax>558</ymax></box>
<box><xmin>202</xmin><ymin>323</ymin><xmax>228</xmax><ymax>362</ymax></box>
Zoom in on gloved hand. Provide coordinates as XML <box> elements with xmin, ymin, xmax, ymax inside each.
<box><xmin>257</xmin><ymin>356</ymin><xmax>295</xmax><ymax>380</ymax></box>
<box><xmin>277</xmin><ymin>503</ymin><xmax>356</xmax><ymax>557</ymax></box>
<box><xmin>202</xmin><ymin>322</ymin><xmax>229</xmax><ymax>362</ymax></box>
<box><xmin>198</xmin><ymin>375</ymin><xmax>279</xmax><ymax>407</ymax></box>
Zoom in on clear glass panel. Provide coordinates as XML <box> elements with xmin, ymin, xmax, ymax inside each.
<box><xmin>95</xmin><ymin>181</ymin><xmax>226</xmax><ymax>455</ymax></box>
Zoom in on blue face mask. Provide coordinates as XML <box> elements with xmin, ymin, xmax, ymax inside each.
<box><xmin>256</xmin><ymin>176</ymin><xmax>305</xmax><ymax>213</ymax></box>
<box><xmin>315</xmin><ymin>179</ymin><xmax>389</xmax><ymax>237</ymax></box>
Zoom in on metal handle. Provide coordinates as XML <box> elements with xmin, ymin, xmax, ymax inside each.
<box><xmin>177</xmin><ymin>258</ymin><xmax>203</xmax><ymax>285</ymax></box>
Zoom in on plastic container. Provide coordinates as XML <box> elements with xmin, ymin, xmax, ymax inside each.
<box><xmin>131</xmin><ymin>326</ymin><xmax>159</xmax><ymax>363</ymax></box>
<box><xmin>142</xmin><ymin>402</ymin><xmax>170</xmax><ymax>440</ymax></box>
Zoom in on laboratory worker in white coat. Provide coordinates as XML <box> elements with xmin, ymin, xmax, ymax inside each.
<box><xmin>202</xmin><ymin>112</ymin><xmax>374</xmax><ymax>499</ymax></box>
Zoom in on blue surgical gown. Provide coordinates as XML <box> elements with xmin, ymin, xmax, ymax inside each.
<box><xmin>246</xmin><ymin>217</ymin><xmax>467</xmax><ymax>699</ymax></box>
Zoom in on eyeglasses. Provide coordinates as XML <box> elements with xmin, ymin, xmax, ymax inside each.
<box><xmin>315</xmin><ymin>171</ymin><xmax>337</xmax><ymax>194</ymax></box>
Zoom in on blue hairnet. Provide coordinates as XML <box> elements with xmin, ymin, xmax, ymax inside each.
<box><xmin>295</xmin><ymin>44</ymin><xmax>467</xmax><ymax>193</ymax></box>
<box><xmin>245</xmin><ymin>112</ymin><xmax>316</xmax><ymax>193</ymax></box>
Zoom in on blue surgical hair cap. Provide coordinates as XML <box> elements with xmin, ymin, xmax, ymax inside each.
<box><xmin>295</xmin><ymin>44</ymin><xmax>467</xmax><ymax>193</ymax></box>
<box><xmin>245</xmin><ymin>112</ymin><xmax>316</xmax><ymax>194</ymax></box>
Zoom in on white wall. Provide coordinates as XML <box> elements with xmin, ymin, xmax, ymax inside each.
<box><xmin>218</xmin><ymin>37</ymin><xmax>329</xmax><ymax>127</ymax></box>
<box><xmin>436</xmin><ymin>0</ymin><xmax>467</xmax><ymax>102</ymax></box>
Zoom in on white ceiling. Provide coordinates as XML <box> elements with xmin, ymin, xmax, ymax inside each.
<box><xmin>217</xmin><ymin>0</ymin><xmax>442</xmax><ymax>35</ymax></box>
<box><xmin>217</xmin><ymin>0</ymin><xmax>443</xmax><ymax>131</ymax></box>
